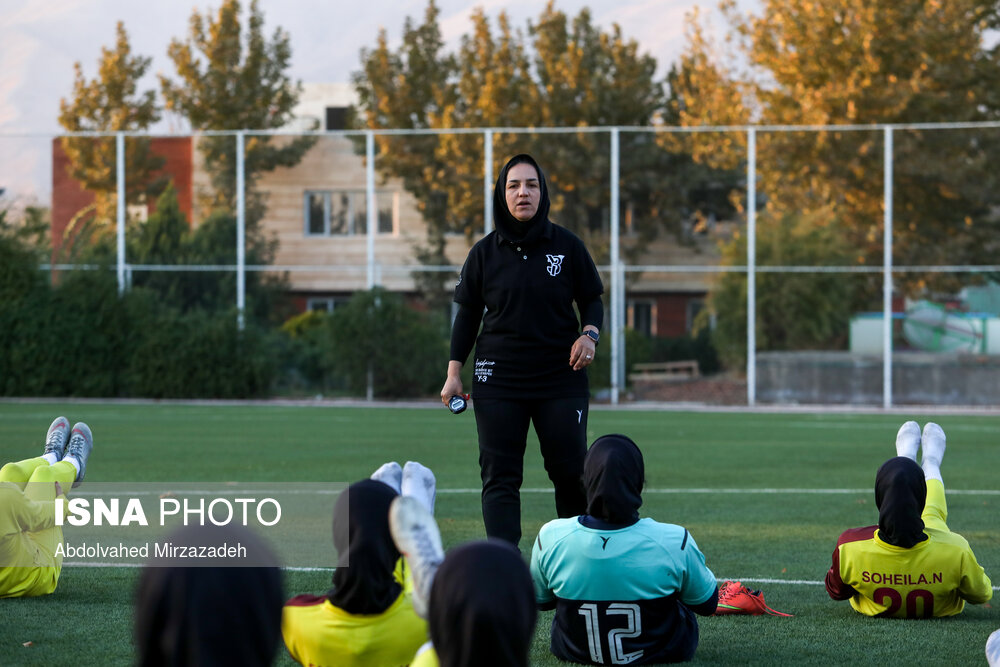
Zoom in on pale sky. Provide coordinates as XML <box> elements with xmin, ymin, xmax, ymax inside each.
<box><xmin>0</xmin><ymin>0</ymin><xmax>745</xmax><ymax>203</ymax></box>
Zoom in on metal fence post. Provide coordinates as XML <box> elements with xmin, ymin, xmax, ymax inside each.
<box><xmin>366</xmin><ymin>131</ymin><xmax>376</xmax><ymax>289</ymax></box>
<box><xmin>484</xmin><ymin>130</ymin><xmax>493</xmax><ymax>235</ymax></box>
<box><xmin>116</xmin><ymin>131</ymin><xmax>126</xmax><ymax>295</ymax></box>
<box><xmin>746</xmin><ymin>128</ymin><xmax>757</xmax><ymax>406</ymax></box>
<box><xmin>236</xmin><ymin>131</ymin><xmax>246</xmax><ymax>330</ymax></box>
<box><xmin>610</xmin><ymin>128</ymin><xmax>622</xmax><ymax>404</ymax></box>
<box><xmin>883</xmin><ymin>126</ymin><xmax>894</xmax><ymax>408</ymax></box>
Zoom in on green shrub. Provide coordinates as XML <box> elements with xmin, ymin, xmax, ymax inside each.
<box><xmin>122</xmin><ymin>297</ymin><xmax>276</xmax><ymax>399</ymax></box>
<box><xmin>326</xmin><ymin>288</ymin><xmax>448</xmax><ymax>398</ymax></box>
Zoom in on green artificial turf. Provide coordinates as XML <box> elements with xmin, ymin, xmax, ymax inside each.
<box><xmin>0</xmin><ymin>401</ymin><xmax>997</xmax><ymax>665</ymax></box>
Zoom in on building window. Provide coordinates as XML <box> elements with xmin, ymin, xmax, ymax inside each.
<box><xmin>304</xmin><ymin>190</ymin><xmax>397</xmax><ymax>236</ymax></box>
<box><xmin>627</xmin><ymin>300</ymin><xmax>656</xmax><ymax>337</ymax></box>
<box><xmin>306</xmin><ymin>296</ymin><xmax>352</xmax><ymax>313</ymax></box>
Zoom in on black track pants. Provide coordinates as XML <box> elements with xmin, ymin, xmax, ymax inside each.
<box><xmin>473</xmin><ymin>395</ymin><xmax>589</xmax><ymax>547</ymax></box>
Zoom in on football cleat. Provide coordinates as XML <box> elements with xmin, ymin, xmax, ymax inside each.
<box><xmin>389</xmin><ymin>495</ymin><xmax>444</xmax><ymax>619</ymax></box>
<box><xmin>714</xmin><ymin>580</ymin><xmax>793</xmax><ymax>616</ymax></box>
<box><xmin>44</xmin><ymin>416</ymin><xmax>71</xmax><ymax>460</ymax></box>
<box><xmin>65</xmin><ymin>422</ymin><xmax>94</xmax><ymax>488</ymax></box>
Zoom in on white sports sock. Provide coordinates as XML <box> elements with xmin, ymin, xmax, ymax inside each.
<box><xmin>921</xmin><ymin>422</ymin><xmax>946</xmax><ymax>482</ymax></box>
<box><xmin>401</xmin><ymin>461</ymin><xmax>436</xmax><ymax>515</ymax></box>
<box><xmin>894</xmin><ymin>421</ymin><xmax>920</xmax><ymax>461</ymax></box>
<box><xmin>42</xmin><ymin>453</ymin><xmax>61</xmax><ymax>465</ymax></box>
<box><xmin>371</xmin><ymin>461</ymin><xmax>402</xmax><ymax>494</ymax></box>
<box><xmin>63</xmin><ymin>455</ymin><xmax>82</xmax><ymax>477</ymax></box>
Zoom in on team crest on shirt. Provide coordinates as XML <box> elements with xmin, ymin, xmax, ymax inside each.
<box><xmin>546</xmin><ymin>254</ymin><xmax>565</xmax><ymax>276</ymax></box>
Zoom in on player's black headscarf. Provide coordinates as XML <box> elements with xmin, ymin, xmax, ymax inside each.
<box><xmin>875</xmin><ymin>456</ymin><xmax>928</xmax><ymax>548</ymax></box>
<box><xmin>493</xmin><ymin>153</ymin><xmax>551</xmax><ymax>245</ymax></box>
<box><xmin>327</xmin><ymin>479</ymin><xmax>402</xmax><ymax>614</ymax></box>
<box><xmin>428</xmin><ymin>540</ymin><xmax>536</xmax><ymax>667</ymax></box>
<box><xmin>584</xmin><ymin>434</ymin><xmax>645</xmax><ymax>525</ymax></box>
<box><xmin>134</xmin><ymin>523</ymin><xmax>283</xmax><ymax>667</ymax></box>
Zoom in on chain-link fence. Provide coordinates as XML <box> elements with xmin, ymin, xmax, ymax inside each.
<box><xmin>5</xmin><ymin>123</ymin><xmax>1000</xmax><ymax>406</ymax></box>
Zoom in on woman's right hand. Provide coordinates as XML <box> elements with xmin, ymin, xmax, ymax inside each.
<box><xmin>441</xmin><ymin>361</ymin><xmax>464</xmax><ymax>405</ymax></box>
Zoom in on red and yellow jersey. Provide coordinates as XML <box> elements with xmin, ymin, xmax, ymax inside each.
<box><xmin>826</xmin><ymin>524</ymin><xmax>992</xmax><ymax>618</ymax></box>
<box><xmin>281</xmin><ymin>560</ymin><xmax>427</xmax><ymax>667</ymax></box>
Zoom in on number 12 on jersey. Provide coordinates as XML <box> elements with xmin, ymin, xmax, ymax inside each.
<box><xmin>578</xmin><ymin>602</ymin><xmax>643</xmax><ymax>664</ymax></box>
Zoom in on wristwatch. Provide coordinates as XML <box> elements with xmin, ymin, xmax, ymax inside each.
<box><xmin>583</xmin><ymin>330</ymin><xmax>600</xmax><ymax>345</ymax></box>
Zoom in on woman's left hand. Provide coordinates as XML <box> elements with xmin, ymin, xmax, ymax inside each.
<box><xmin>570</xmin><ymin>335</ymin><xmax>597</xmax><ymax>371</ymax></box>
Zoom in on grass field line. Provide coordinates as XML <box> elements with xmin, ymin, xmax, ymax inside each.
<box><xmin>55</xmin><ymin>563</ymin><xmax>1000</xmax><ymax>592</ymax></box>
<box><xmin>69</xmin><ymin>487</ymin><xmax>1000</xmax><ymax>496</ymax></box>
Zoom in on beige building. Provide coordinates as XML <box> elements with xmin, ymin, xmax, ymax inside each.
<box><xmin>255</xmin><ymin>84</ymin><xmax>723</xmax><ymax>335</ymax></box>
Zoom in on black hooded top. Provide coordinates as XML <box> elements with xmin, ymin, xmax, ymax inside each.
<box><xmin>327</xmin><ymin>479</ymin><xmax>402</xmax><ymax>614</ymax></box>
<box><xmin>581</xmin><ymin>433</ymin><xmax>645</xmax><ymax>527</ymax></box>
<box><xmin>428</xmin><ymin>540</ymin><xmax>537</xmax><ymax>667</ymax></box>
<box><xmin>134</xmin><ymin>523</ymin><xmax>284</xmax><ymax>667</ymax></box>
<box><xmin>875</xmin><ymin>456</ymin><xmax>928</xmax><ymax>549</ymax></box>
<box><xmin>450</xmin><ymin>153</ymin><xmax>605</xmax><ymax>399</ymax></box>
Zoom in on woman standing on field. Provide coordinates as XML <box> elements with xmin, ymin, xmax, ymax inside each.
<box><xmin>440</xmin><ymin>153</ymin><xmax>604</xmax><ymax>548</ymax></box>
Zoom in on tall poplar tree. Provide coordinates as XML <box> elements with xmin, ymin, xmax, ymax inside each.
<box><xmin>58</xmin><ymin>22</ymin><xmax>163</xmax><ymax>243</ymax></box>
<box><xmin>160</xmin><ymin>0</ymin><xmax>315</xmax><ymax>220</ymax></box>
<box><xmin>673</xmin><ymin>0</ymin><xmax>1000</xmax><ymax>296</ymax></box>
<box><xmin>354</xmin><ymin>1</ymin><xmax>722</xmax><ymax>316</ymax></box>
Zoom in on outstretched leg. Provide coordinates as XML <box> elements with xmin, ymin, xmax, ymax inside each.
<box><xmin>920</xmin><ymin>422</ymin><xmax>948</xmax><ymax>532</ymax></box>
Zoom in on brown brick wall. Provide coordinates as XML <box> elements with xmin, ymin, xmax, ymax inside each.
<box><xmin>51</xmin><ymin>137</ymin><xmax>194</xmax><ymax>255</ymax></box>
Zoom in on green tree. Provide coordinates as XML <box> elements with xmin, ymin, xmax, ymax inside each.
<box><xmin>57</xmin><ymin>22</ymin><xmax>164</xmax><ymax>250</ymax></box>
<box><xmin>700</xmin><ymin>208</ymin><xmax>857</xmax><ymax>369</ymax></box>
<box><xmin>160</xmin><ymin>0</ymin><xmax>315</xmax><ymax>219</ymax></box>
<box><xmin>129</xmin><ymin>184</ymin><xmax>289</xmax><ymax>324</ymax></box>
<box><xmin>353</xmin><ymin>1</ymin><xmax>725</xmax><ymax>317</ymax></box>
<box><xmin>673</xmin><ymin>0</ymin><xmax>1000</xmax><ymax>297</ymax></box>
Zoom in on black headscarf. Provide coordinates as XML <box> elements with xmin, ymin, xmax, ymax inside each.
<box><xmin>492</xmin><ymin>153</ymin><xmax>551</xmax><ymax>245</ymax></box>
<box><xmin>327</xmin><ymin>479</ymin><xmax>402</xmax><ymax>614</ymax></box>
<box><xmin>875</xmin><ymin>456</ymin><xmax>928</xmax><ymax>548</ymax></box>
<box><xmin>428</xmin><ymin>540</ymin><xmax>536</xmax><ymax>667</ymax></box>
<box><xmin>584</xmin><ymin>434</ymin><xmax>645</xmax><ymax>526</ymax></box>
<box><xmin>134</xmin><ymin>523</ymin><xmax>283</xmax><ymax>667</ymax></box>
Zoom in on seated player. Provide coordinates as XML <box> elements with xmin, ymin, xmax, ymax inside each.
<box><xmin>134</xmin><ymin>522</ymin><xmax>284</xmax><ymax>666</ymax></box>
<box><xmin>826</xmin><ymin>421</ymin><xmax>993</xmax><ymax>617</ymax></box>
<box><xmin>281</xmin><ymin>461</ymin><xmax>435</xmax><ymax>667</ymax></box>
<box><xmin>388</xmin><ymin>496</ymin><xmax>537</xmax><ymax>667</ymax></box>
<box><xmin>0</xmin><ymin>417</ymin><xmax>93</xmax><ymax>598</ymax></box>
<box><xmin>530</xmin><ymin>434</ymin><xmax>718</xmax><ymax>665</ymax></box>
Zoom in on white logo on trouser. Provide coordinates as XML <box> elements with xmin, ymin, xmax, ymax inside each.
<box><xmin>576</xmin><ymin>409</ymin><xmax>583</xmax><ymax>424</ymax></box>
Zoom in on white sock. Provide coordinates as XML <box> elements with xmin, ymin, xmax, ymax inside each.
<box><xmin>401</xmin><ymin>461</ymin><xmax>436</xmax><ymax>515</ymax></box>
<box><xmin>42</xmin><ymin>453</ymin><xmax>61</xmax><ymax>465</ymax></box>
<box><xmin>63</xmin><ymin>455</ymin><xmax>82</xmax><ymax>477</ymax></box>
<box><xmin>894</xmin><ymin>421</ymin><xmax>920</xmax><ymax>461</ymax></box>
<box><xmin>921</xmin><ymin>422</ymin><xmax>946</xmax><ymax>482</ymax></box>
<box><xmin>371</xmin><ymin>461</ymin><xmax>402</xmax><ymax>494</ymax></box>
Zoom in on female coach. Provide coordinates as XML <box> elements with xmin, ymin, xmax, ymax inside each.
<box><xmin>440</xmin><ymin>153</ymin><xmax>604</xmax><ymax>548</ymax></box>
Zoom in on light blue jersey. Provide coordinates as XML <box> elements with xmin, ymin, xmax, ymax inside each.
<box><xmin>531</xmin><ymin>517</ymin><xmax>716</xmax><ymax>665</ymax></box>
